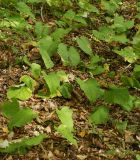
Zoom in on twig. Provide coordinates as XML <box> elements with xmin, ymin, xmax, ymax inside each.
<box><xmin>41</xmin><ymin>5</ymin><xmax>45</xmax><ymax>22</ymax></box>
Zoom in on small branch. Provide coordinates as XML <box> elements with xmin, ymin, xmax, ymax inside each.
<box><xmin>41</xmin><ymin>5</ymin><xmax>45</xmax><ymax>22</ymax></box>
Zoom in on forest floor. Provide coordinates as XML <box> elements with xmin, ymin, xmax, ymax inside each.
<box><xmin>0</xmin><ymin>0</ymin><xmax>140</xmax><ymax>160</ymax></box>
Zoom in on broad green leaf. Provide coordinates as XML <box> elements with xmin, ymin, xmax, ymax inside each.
<box><xmin>63</xmin><ymin>10</ymin><xmax>76</xmax><ymax>20</ymax></box>
<box><xmin>43</xmin><ymin>72</ymin><xmax>61</xmax><ymax>98</ymax></box>
<box><xmin>0</xmin><ymin>134</ymin><xmax>46</xmax><ymax>154</ymax></box>
<box><xmin>133</xmin><ymin>29</ymin><xmax>140</xmax><ymax>45</ymax></box>
<box><xmin>89</xmin><ymin>106</ymin><xmax>109</xmax><ymax>125</ymax></box>
<box><xmin>56</xmin><ymin>107</ymin><xmax>77</xmax><ymax>146</ymax></box>
<box><xmin>0</xmin><ymin>100</ymin><xmax>19</xmax><ymax>118</ymax></box>
<box><xmin>27</xmin><ymin>0</ymin><xmax>42</xmax><ymax>3</ymax></box>
<box><xmin>57</xmin><ymin>124</ymin><xmax>77</xmax><ymax>146</ymax></box>
<box><xmin>78</xmin><ymin>1</ymin><xmax>99</xmax><ymax>14</ymax></box>
<box><xmin>93</xmin><ymin>26</ymin><xmax>114</xmax><ymax>42</ymax></box>
<box><xmin>136</xmin><ymin>155</ymin><xmax>140</xmax><ymax>160</ymax></box>
<box><xmin>104</xmin><ymin>87</ymin><xmax>134</xmax><ymax>111</ymax></box>
<box><xmin>115</xmin><ymin>121</ymin><xmax>127</xmax><ymax>134</ymax></box>
<box><xmin>35</xmin><ymin>22</ymin><xmax>49</xmax><ymax>39</ymax></box>
<box><xmin>59</xmin><ymin>83</ymin><xmax>72</xmax><ymax>99</ymax></box>
<box><xmin>7</xmin><ymin>86</ymin><xmax>32</xmax><ymax>101</ymax></box>
<box><xmin>58</xmin><ymin>43</ymin><xmax>80</xmax><ymax>66</ymax></box>
<box><xmin>57</xmin><ymin>71</ymin><xmax>69</xmax><ymax>82</ymax></box>
<box><xmin>114</xmin><ymin>47</ymin><xmax>138</xmax><ymax>63</ymax></box>
<box><xmin>31</xmin><ymin>63</ymin><xmax>41</xmax><ymax>79</ymax></box>
<box><xmin>90</xmin><ymin>66</ymin><xmax>105</xmax><ymax>75</ymax></box>
<box><xmin>111</xmin><ymin>15</ymin><xmax>134</xmax><ymax>33</ymax></box>
<box><xmin>58</xmin><ymin>43</ymin><xmax>69</xmax><ymax>66</ymax></box>
<box><xmin>101</xmin><ymin>0</ymin><xmax>122</xmax><ymax>15</ymax></box>
<box><xmin>20</xmin><ymin>75</ymin><xmax>36</xmax><ymax>91</ymax></box>
<box><xmin>74</xmin><ymin>15</ymin><xmax>87</xmax><ymax>25</ymax></box>
<box><xmin>38</xmin><ymin>37</ymin><xmax>54</xmax><ymax>69</ymax></box>
<box><xmin>133</xmin><ymin>65</ymin><xmax>140</xmax><ymax>78</ymax></box>
<box><xmin>111</xmin><ymin>34</ymin><xmax>129</xmax><ymax>43</ymax></box>
<box><xmin>93</xmin><ymin>26</ymin><xmax>128</xmax><ymax>43</ymax></box>
<box><xmin>23</xmin><ymin>134</ymin><xmax>46</xmax><ymax>146</ymax></box>
<box><xmin>132</xmin><ymin>28</ymin><xmax>140</xmax><ymax>55</ymax></box>
<box><xmin>16</xmin><ymin>2</ymin><xmax>35</xmax><ymax>19</ymax></box>
<box><xmin>77</xmin><ymin>78</ymin><xmax>103</xmax><ymax>102</ymax></box>
<box><xmin>69</xmin><ymin>46</ymin><xmax>80</xmax><ymax>66</ymax></box>
<box><xmin>0</xmin><ymin>16</ymin><xmax>31</xmax><ymax>30</ymax></box>
<box><xmin>56</xmin><ymin>107</ymin><xmax>73</xmax><ymax>131</ymax></box>
<box><xmin>76</xmin><ymin>36</ymin><xmax>92</xmax><ymax>56</ymax></box>
<box><xmin>86</xmin><ymin>55</ymin><xmax>105</xmax><ymax>75</ymax></box>
<box><xmin>51</xmin><ymin>28</ymin><xmax>70</xmax><ymax>42</ymax></box>
<box><xmin>121</xmin><ymin>75</ymin><xmax>140</xmax><ymax>89</ymax></box>
<box><xmin>39</xmin><ymin>48</ymin><xmax>54</xmax><ymax>69</ymax></box>
<box><xmin>8</xmin><ymin>108</ymin><xmax>37</xmax><ymax>130</ymax></box>
<box><xmin>134</xmin><ymin>98</ymin><xmax>140</xmax><ymax>109</ymax></box>
<box><xmin>38</xmin><ymin>36</ymin><xmax>58</xmax><ymax>69</ymax></box>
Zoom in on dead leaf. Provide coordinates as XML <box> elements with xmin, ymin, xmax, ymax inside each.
<box><xmin>78</xmin><ymin>130</ymin><xmax>86</xmax><ymax>138</ymax></box>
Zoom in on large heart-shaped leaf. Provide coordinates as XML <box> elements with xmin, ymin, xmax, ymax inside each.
<box><xmin>77</xmin><ymin>78</ymin><xmax>103</xmax><ymax>102</ymax></box>
<box><xmin>56</xmin><ymin>107</ymin><xmax>77</xmax><ymax>146</ymax></box>
<box><xmin>89</xmin><ymin>106</ymin><xmax>109</xmax><ymax>125</ymax></box>
<box><xmin>104</xmin><ymin>87</ymin><xmax>134</xmax><ymax>111</ymax></box>
<box><xmin>7</xmin><ymin>86</ymin><xmax>32</xmax><ymax>101</ymax></box>
<box><xmin>0</xmin><ymin>134</ymin><xmax>46</xmax><ymax>154</ymax></box>
<box><xmin>8</xmin><ymin>108</ymin><xmax>37</xmax><ymax>130</ymax></box>
<box><xmin>76</xmin><ymin>36</ymin><xmax>92</xmax><ymax>56</ymax></box>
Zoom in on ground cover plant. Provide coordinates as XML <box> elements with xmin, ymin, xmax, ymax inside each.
<box><xmin>0</xmin><ymin>0</ymin><xmax>140</xmax><ymax>159</ymax></box>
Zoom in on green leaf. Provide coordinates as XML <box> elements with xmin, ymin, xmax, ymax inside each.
<box><xmin>133</xmin><ymin>65</ymin><xmax>140</xmax><ymax>78</ymax></box>
<box><xmin>114</xmin><ymin>47</ymin><xmax>138</xmax><ymax>63</ymax></box>
<box><xmin>57</xmin><ymin>124</ymin><xmax>77</xmax><ymax>146</ymax></box>
<box><xmin>111</xmin><ymin>15</ymin><xmax>134</xmax><ymax>33</ymax></box>
<box><xmin>74</xmin><ymin>15</ymin><xmax>87</xmax><ymax>25</ymax></box>
<box><xmin>8</xmin><ymin>108</ymin><xmax>37</xmax><ymax>130</ymax></box>
<box><xmin>0</xmin><ymin>134</ymin><xmax>46</xmax><ymax>154</ymax></box>
<box><xmin>31</xmin><ymin>63</ymin><xmax>41</xmax><ymax>79</ymax></box>
<box><xmin>104</xmin><ymin>87</ymin><xmax>134</xmax><ymax>111</ymax></box>
<box><xmin>78</xmin><ymin>1</ymin><xmax>99</xmax><ymax>14</ymax></box>
<box><xmin>0</xmin><ymin>16</ymin><xmax>31</xmax><ymax>30</ymax></box>
<box><xmin>93</xmin><ymin>26</ymin><xmax>128</xmax><ymax>43</ymax></box>
<box><xmin>38</xmin><ymin>36</ymin><xmax>58</xmax><ymax>69</ymax></box>
<box><xmin>56</xmin><ymin>107</ymin><xmax>77</xmax><ymax>146</ymax></box>
<box><xmin>57</xmin><ymin>70</ymin><xmax>69</xmax><ymax>82</ymax></box>
<box><xmin>115</xmin><ymin>121</ymin><xmax>127</xmax><ymax>134</ymax></box>
<box><xmin>58</xmin><ymin>43</ymin><xmax>80</xmax><ymax>66</ymax></box>
<box><xmin>134</xmin><ymin>98</ymin><xmax>140</xmax><ymax>109</ymax></box>
<box><xmin>0</xmin><ymin>100</ymin><xmax>19</xmax><ymax>118</ymax></box>
<box><xmin>38</xmin><ymin>37</ymin><xmax>53</xmax><ymax>69</ymax></box>
<box><xmin>101</xmin><ymin>0</ymin><xmax>122</xmax><ymax>15</ymax></box>
<box><xmin>16</xmin><ymin>2</ymin><xmax>35</xmax><ymax>19</ymax></box>
<box><xmin>20</xmin><ymin>75</ymin><xmax>36</xmax><ymax>91</ymax></box>
<box><xmin>121</xmin><ymin>75</ymin><xmax>140</xmax><ymax>89</ymax></box>
<box><xmin>111</xmin><ymin>34</ymin><xmax>129</xmax><ymax>43</ymax></box>
<box><xmin>7</xmin><ymin>86</ymin><xmax>32</xmax><ymax>101</ymax></box>
<box><xmin>69</xmin><ymin>46</ymin><xmax>80</xmax><ymax>66</ymax></box>
<box><xmin>1</xmin><ymin>100</ymin><xmax>37</xmax><ymax>131</ymax></box>
<box><xmin>59</xmin><ymin>83</ymin><xmax>72</xmax><ymax>99</ymax></box>
<box><xmin>77</xmin><ymin>78</ymin><xmax>103</xmax><ymax>102</ymax></box>
<box><xmin>43</xmin><ymin>72</ymin><xmax>61</xmax><ymax>98</ymax></box>
<box><xmin>133</xmin><ymin>29</ymin><xmax>140</xmax><ymax>45</ymax></box>
<box><xmin>63</xmin><ymin>9</ymin><xmax>76</xmax><ymax>20</ymax></box>
<box><xmin>58</xmin><ymin>43</ymin><xmax>69</xmax><ymax>66</ymax></box>
<box><xmin>86</xmin><ymin>55</ymin><xmax>105</xmax><ymax>75</ymax></box>
<box><xmin>56</xmin><ymin>107</ymin><xmax>73</xmax><ymax>131</ymax></box>
<box><xmin>136</xmin><ymin>155</ymin><xmax>140</xmax><ymax>160</ymax></box>
<box><xmin>35</xmin><ymin>22</ymin><xmax>49</xmax><ymax>39</ymax></box>
<box><xmin>51</xmin><ymin>28</ymin><xmax>70</xmax><ymax>42</ymax></box>
<box><xmin>89</xmin><ymin>106</ymin><xmax>109</xmax><ymax>125</ymax></box>
<box><xmin>76</xmin><ymin>36</ymin><xmax>92</xmax><ymax>56</ymax></box>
